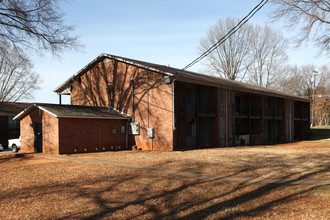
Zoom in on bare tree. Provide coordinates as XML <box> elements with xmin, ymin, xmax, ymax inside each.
<box><xmin>0</xmin><ymin>41</ymin><xmax>40</xmax><ymax>102</ymax></box>
<box><xmin>0</xmin><ymin>0</ymin><xmax>81</xmax><ymax>55</ymax></box>
<box><xmin>199</xmin><ymin>18</ymin><xmax>288</xmax><ymax>86</ymax></box>
<box><xmin>199</xmin><ymin>17</ymin><xmax>254</xmax><ymax>80</ymax></box>
<box><xmin>270</xmin><ymin>0</ymin><xmax>330</xmax><ymax>54</ymax></box>
<box><xmin>248</xmin><ymin>25</ymin><xmax>288</xmax><ymax>87</ymax></box>
<box><xmin>276</xmin><ymin>64</ymin><xmax>329</xmax><ymax>126</ymax></box>
<box><xmin>314</xmin><ymin>65</ymin><xmax>330</xmax><ymax>125</ymax></box>
<box><xmin>277</xmin><ymin>64</ymin><xmax>329</xmax><ymax>97</ymax></box>
<box><xmin>276</xmin><ymin>65</ymin><xmax>316</xmax><ymax>98</ymax></box>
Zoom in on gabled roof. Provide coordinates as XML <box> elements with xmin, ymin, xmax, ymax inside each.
<box><xmin>54</xmin><ymin>53</ymin><xmax>310</xmax><ymax>102</ymax></box>
<box><xmin>14</xmin><ymin>103</ymin><xmax>130</xmax><ymax>120</ymax></box>
<box><xmin>0</xmin><ymin>102</ymin><xmax>31</xmax><ymax>116</ymax></box>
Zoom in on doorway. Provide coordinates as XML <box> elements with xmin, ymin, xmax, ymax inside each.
<box><xmin>34</xmin><ymin>122</ymin><xmax>42</xmax><ymax>152</ymax></box>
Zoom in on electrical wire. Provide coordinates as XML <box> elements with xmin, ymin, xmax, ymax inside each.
<box><xmin>182</xmin><ymin>0</ymin><xmax>269</xmax><ymax>71</ymax></box>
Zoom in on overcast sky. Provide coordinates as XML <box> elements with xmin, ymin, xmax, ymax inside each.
<box><xmin>30</xmin><ymin>0</ymin><xmax>329</xmax><ymax>104</ymax></box>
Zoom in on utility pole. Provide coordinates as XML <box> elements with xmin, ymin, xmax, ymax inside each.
<box><xmin>312</xmin><ymin>70</ymin><xmax>319</xmax><ymax>127</ymax></box>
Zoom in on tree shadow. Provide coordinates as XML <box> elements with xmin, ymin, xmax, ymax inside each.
<box><xmin>70</xmin><ymin>60</ymin><xmax>171</xmax><ymax>150</ymax></box>
<box><xmin>1</xmin><ymin>156</ymin><xmax>328</xmax><ymax>219</ymax></box>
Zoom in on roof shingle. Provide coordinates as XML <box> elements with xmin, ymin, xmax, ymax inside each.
<box><xmin>14</xmin><ymin>104</ymin><xmax>130</xmax><ymax>120</ymax></box>
<box><xmin>0</xmin><ymin>102</ymin><xmax>30</xmax><ymax>116</ymax></box>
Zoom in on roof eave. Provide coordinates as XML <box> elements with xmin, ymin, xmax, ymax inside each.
<box><xmin>54</xmin><ymin>53</ymin><xmax>174</xmax><ymax>94</ymax></box>
<box><xmin>175</xmin><ymin>76</ymin><xmax>310</xmax><ymax>102</ymax></box>
<box><xmin>53</xmin><ymin>54</ymin><xmax>106</xmax><ymax>94</ymax></box>
<box><xmin>13</xmin><ymin>104</ymin><xmax>37</xmax><ymax>120</ymax></box>
<box><xmin>54</xmin><ymin>53</ymin><xmax>310</xmax><ymax>102</ymax></box>
<box><xmin>57</xmin><ymin>116</ymin><xmax>130</xmax><ymax>120</ymax></box>
<box><xmin>103</xmin><ymin>53</ymin><xmax>174</xmax><ymax>77</ymax></box>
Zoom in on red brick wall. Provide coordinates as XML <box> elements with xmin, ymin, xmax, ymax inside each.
<box><xmin>42</xmin><ymin>112</ymin><xmax>59</xmax><ymax>154</ymax></box>
<box><xmin>20</xmin><ymin>109</ymin><xmax>59</xmax><ymax>154</ymax></box>
<box><xmin>20</xmin><ymin>109</ymin><xmax>42</xmax><ymax>153</ymax></box>
<box><xmin>70</xmin><ymin>60</ymin><xmax>174</xmax><ymax>151</ymax></box>
<box><xmin>58</xmin><ymin>118</ymin><xmax>128</xmax><ymax>154</ymax></box>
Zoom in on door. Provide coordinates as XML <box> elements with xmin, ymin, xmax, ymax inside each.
<box><xmin>34</xmin><ymin>122</ymin><xmax>42</xmax><ymax>152</ymax></box>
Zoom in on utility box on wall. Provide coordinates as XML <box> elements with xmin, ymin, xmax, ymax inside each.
<box><xmin>147</xmin><ymin>128</ymin><xmax>154</xmax><ymax>138</ymax></box>
<box><xmin>130</xmin><ymin>122</ymin><xmax>140</xmax><ymax>135</ymax></box>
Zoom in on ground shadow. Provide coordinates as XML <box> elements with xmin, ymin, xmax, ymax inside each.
<box><xmin>0</xmin><ymin>155</ymin><xmax>328</xmax><ymax>219</ymax></box>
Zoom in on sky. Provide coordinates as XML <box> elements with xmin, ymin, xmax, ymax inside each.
<box><xmin>30</xmin><ymin>0</ymin><xmax>329</xmax><ymax>104</ymax></box>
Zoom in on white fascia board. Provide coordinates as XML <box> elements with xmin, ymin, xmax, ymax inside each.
<box><xmin>37</xmin><ymin>106</ymin><xmax>58</xmax><ymax>118</ymax></box>
<box><xmin>106</xmin><ymin>106</ymin><xmax>131</xmax><ymax>117</ymax></box>
<box><xmin>13</xmin><ymin>104</ymin><xmax>36</xmax><ymax>120</ymax></box>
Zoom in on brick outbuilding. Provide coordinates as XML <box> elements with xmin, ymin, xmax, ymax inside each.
<box><xmin>14</xmin><ymin>104</ymin><xmax>130</xmax><ymax>154</ymax></box>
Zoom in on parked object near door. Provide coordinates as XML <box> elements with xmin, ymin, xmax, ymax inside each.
<box><xmin>8</xmin><ymin>137</ymin><xmax>21</xmax><ymax>153</ymax></box>
<box><xmin>0</xmin><ymin>144</ymin><xmax>3</xmax><ymax>151</ymax></box>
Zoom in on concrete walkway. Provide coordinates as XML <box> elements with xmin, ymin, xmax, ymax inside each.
<box><xmin>38</xmin><ymin>153</ymin><xmax>330</xmax><ymax>186</ymax></box>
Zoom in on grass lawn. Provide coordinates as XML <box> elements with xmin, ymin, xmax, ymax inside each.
<box><xmin>0</xmin><ymin>139</ymin><xmax>329</xmax><ymax>219</ymax></box>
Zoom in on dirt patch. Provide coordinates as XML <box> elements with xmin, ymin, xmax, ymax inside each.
<box><xmin>0</xmin><ymin>140</ymin><xmax>329</xmax><ymax>219</ymax></box>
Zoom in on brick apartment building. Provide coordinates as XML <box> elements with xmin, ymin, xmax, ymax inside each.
<box><xmin>15</xmin><ymin>53</ymin><xmax>310</xmax><ymax>153</ymax></box>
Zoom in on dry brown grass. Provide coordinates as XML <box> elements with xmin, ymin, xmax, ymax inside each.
<box><xmin>0</xmin><ymin>140</ymin><xmax>329</xmax><ymax>219</ymax></box>
<box><xmin>75</xmin><ymin>139</ymin><xmax>330</xmax><ymax>180</ymax></box>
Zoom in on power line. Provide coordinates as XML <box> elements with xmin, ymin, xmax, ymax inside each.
<box><xmin>182</xmin><ymin>0</ymin><xmax>269</xmax><ymax>71</ymax></box>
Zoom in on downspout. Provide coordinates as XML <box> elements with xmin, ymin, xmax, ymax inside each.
<box><xmin>130</xmin><ymin>80</ymin><xmax>135</xmax><ymax>122</ymax></box>
<box><xmin>147</xmin><ymin>75</ymin><xmax>149</xmax><ymax>128</ymax></box>
<box><xmin>126</xmin><ymin>119</ymin><xmax>129</xmax><ymax>149</ymax></box>
<box><xmin>107</xmin><ymin>83</ymin><xmax>112</xmax><ymax>107</ymax></box>
<box><xmin>146</xmin><ymin>74</ymin><xmax>153</xmax><ymax>150</ymax></box>
<box><xmin>172</xmin><ymin>79</ymin><xmax>176</xmax><ymax>150</ymax></box>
